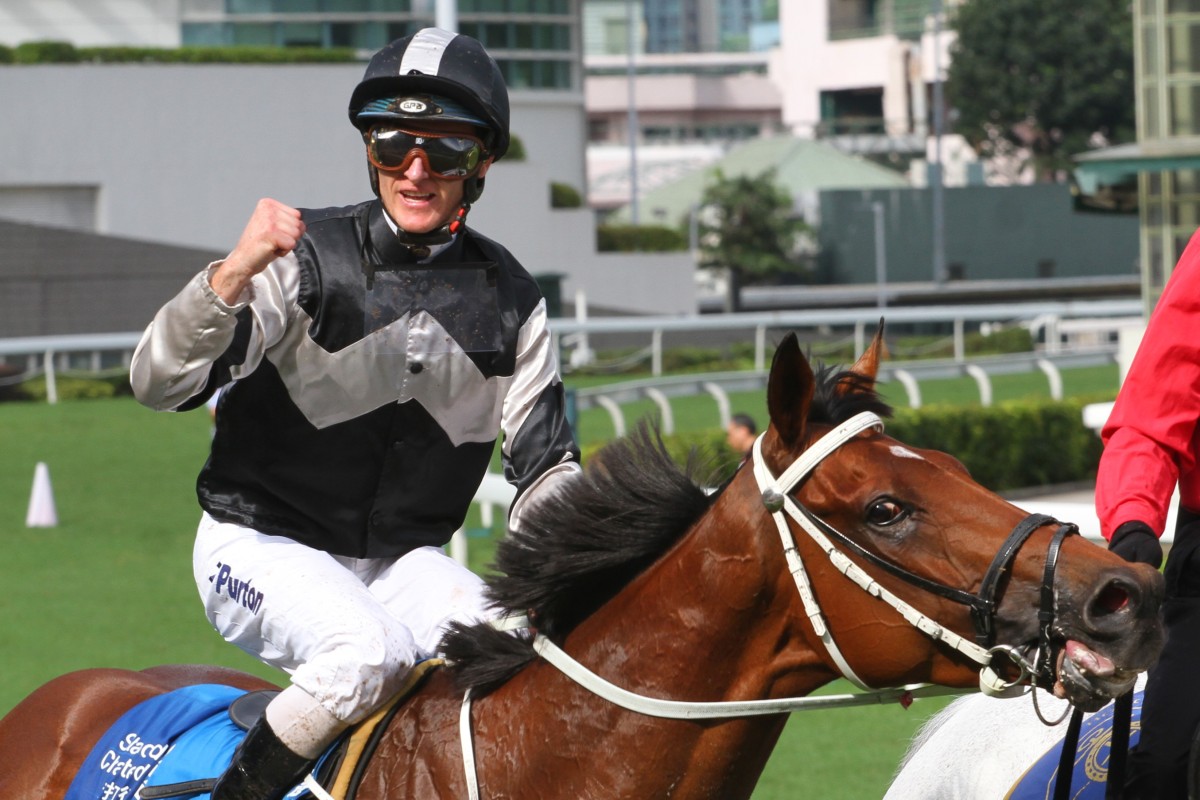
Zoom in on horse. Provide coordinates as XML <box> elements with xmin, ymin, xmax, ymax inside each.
<box><xmin>0</xmin><ymin>330</ymin><xmax>1165</xmax><ymax>799</ymax></box>
<box><xmin>884</xmin><ymin>676</ymin><xmax>1153</xmax><ymax>799</ymax></box>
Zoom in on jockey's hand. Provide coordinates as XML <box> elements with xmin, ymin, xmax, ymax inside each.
<box><xmin>211</xmin><ymin>198</ymin><xmax>305</xmax><ymax>305</ymax></box>
<box><xmin>1108</xmin><ymin>520</ymin><xmax>1163</xmax><ymax>569</ymax></box>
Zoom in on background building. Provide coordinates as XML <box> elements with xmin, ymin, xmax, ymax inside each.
<box><xmin>0</xmin><ymin>1</ymin><xmax>1161</xmax><ymax>331</ymax></box>
<box><xmin>1133</xmin><ymin>0</ymin><xmax>1200</xmax><ymax>310</ymax></box>
<box><xmin>0</xmin><ymin>0</ymin><xmax>696</xmax><ymax>333</ymax></box>
<box><xmin>581</xmin><ymin>0</ymin><xmax>985</xmax><ymax>216</ymax></box>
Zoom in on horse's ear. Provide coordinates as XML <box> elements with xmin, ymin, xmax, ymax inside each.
<box><xmin>837</xmin><ymin>319</ymin><xmax>887</xmax><ymax>396</ymax></box>
<box><xmin>767</xmin><ymin>332</ymin><xmax>814</xmax><ymax>446</ymax></box>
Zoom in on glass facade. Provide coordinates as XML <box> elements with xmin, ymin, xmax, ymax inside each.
<box><xmin>827</xmin><ymin>0</ymin><xmax>939</xmax><ymax>42</ymax></box>
<box><xmin>1136</xmin><ymin>0</ymin><xmax>1200</xmax><ymax>309</ymax></box>
<box><xmin>180</xmin><ymin>0</ymin><xmax>579</xmax><ymax>91</ymax></box>
<box><xmin>641</xmin><ymin>0</ymin><xmax>766</xmax><ymax>54</ymax></box>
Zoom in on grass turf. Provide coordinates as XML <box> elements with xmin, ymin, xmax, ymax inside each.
<box><xmin>0</xmin><ymin>365</ymin><xmax>1113</xmax><ymax>795</ymax></box>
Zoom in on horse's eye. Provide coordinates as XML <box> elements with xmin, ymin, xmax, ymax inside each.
<box><xmin>866</xmin><ymin>498</ymin><xmax>908</xmax><ymax>527</ymax></box>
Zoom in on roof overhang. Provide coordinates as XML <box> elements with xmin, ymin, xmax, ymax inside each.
<box><xmin>1073</xmin><ymin>142</ymin><xmax>1200</xmax><ymax>192</ymax></box>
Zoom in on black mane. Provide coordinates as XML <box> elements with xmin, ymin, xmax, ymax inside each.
<box><xmin>441</xmin><ymin>360</ymin><xmax>892</xmax><ymax>694</ymax></box>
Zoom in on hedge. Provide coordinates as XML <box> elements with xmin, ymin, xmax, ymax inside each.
<box><xmin>601</xmin><ymin>396</ymin><xmax>1106</xmax><ymax>494</ymax></box>
<box><xmin>596</xmin><ymin>224</ymin><xmax>688</xmax><ymax>252</ymax></box>
<box><xmin>3</xmin><ymin>374</ymin><xmax>132</xmax><ymax>402</ymax></box>
<box><xmin>885</xmin><ymin>398</ymin><xmax>1104</xmax><ymax>492</ymax></box>
<box><xmin>550</xmin><ymin>181</ymin><xmax>583</xmax><ymax>209</ymax></box>
<box><xmin>7</xmin><ymin>41</ymin><xmax>356</xmax><ymax>64</ymax></box>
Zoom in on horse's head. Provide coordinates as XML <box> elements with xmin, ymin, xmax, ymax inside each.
<box><xmin>756</xmin><ymin>329</ymin><xmax>1163</xmax><ymax>711</ymax></box>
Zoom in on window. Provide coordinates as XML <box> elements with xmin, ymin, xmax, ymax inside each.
<box><xmin>504</xmin><ymin>59</ymin><xmax>535</xmax><ymax>88</ymax></box>
<box><xmin>281</xmin><ymin>22</ymin><xmax>323</xmax><ymax>47</ymax></box>
<box><xmin>514</xmin><ymin>23</ymin><xmax>535</xmax><ymax>49</ymax></box>
<box><xmin>540</xmin><ymin>22</ymin><xmax>571</xmax><ymax>50</ymax></box>
<box><xmin>280</xmin><ymin>0</ymin><xmax>319</xmax><ymax>11</ymax></box>
<box><xmin>588</xmin><ymin>118</ymin><xmax>610</xmax><ymax>142</ymax></box>
<box><xmin>819</xmin><ymin>87</ymin><xmax>885</xmax><ymax>135</ymax></box>
<box><xmin>1168</xmin><ymin>83</ymin><xmax>1200</xmax><ymax>137</ymax></box>
<box><xmin>329</xmin><ymin>22</ymin><xmax>362</xmax><ymax>48</ymax></box>
<box><xmin>182</xmin><ymin>23</ymin><xmax>227</xmax><ymax>45</ymax></box>
<box><xmin>227</xmin><ymin>0</ymin><xmax>271</xmax><ymax>13</ymax></box>
<box><xmin>602</xmin><ymin>19</ymin><xmax>630</xmax><ymax>55</ymax></box>
<box><xmin>485</xmin><ymin>23</ymin><xmax>511</xmax><ymax>48</ymax></box>
<box><xmin>232</xmin><ymin>23</ymin><xmax>275</xmax><ymax>45</ymax></box>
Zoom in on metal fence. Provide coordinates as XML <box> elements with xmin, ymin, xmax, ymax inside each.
<box><xmin>0</xmin><ymin>299</ymin><xmax>1142</xmax><ymax>404</ymax></box>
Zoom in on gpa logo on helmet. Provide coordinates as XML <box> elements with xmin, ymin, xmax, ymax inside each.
<box><xmin>396</xmin><ymin>98</ymin><xmax>429</xmax><ymax>115</ymax></box>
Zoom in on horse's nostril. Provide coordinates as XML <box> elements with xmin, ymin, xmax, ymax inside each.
<box><xmin>1093</xmin><ymin>582</ymin><xmax>1131</xmax><ymax>615</ymax></box>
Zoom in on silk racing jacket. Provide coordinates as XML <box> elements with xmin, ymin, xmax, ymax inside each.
<box><xmin>131</xmin><ymin>200</ymin><xmax>580</xmax><ymax>558</ymax></box>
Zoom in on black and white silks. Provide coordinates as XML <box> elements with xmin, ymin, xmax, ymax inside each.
<box><xmin>131</xmin><ymin>200</ymin><xmax>580</xmax><ymax>559</ymax></box>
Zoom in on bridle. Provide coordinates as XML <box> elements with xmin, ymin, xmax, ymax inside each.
<box><xmin>750</xmin><ymin>411</ymin><xmax>1077</xmax><ymax>696</ymax></box>
<box><xmin>456</xmin><ymin>411</ymin><xmax>1079</xmax><ymax>799</ymax></box>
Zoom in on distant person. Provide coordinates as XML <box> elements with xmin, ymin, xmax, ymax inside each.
<box><xmin>1096</xmin><ymin>229</ymin><xmax>1200</xmax><ymax>798</ymax></box>
<box><xmin>726</xmin><ymin>413</ymin><xmax>758</xmax><ymax>460</ymax></box>
<box><xmin>129</xmin><ymin>28</ymin><xmax>580</xmax><ymax>800</ymax></box>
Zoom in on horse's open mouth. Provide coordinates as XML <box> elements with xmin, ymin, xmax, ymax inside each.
<box><xmin>1051</xmin><ymin>639</ymin><xmax>1139</xmax><ymax>712</ymax></box>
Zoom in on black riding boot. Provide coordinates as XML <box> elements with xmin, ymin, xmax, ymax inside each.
<box><xmin>210</xmin><ymin>717</ymin><xmax>316</xmax><ymax>800</ymax></box>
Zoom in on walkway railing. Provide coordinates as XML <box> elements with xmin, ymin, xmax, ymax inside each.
<box><xmin>574</xmin><ymin>346</ymin><xmax>1118</xmax><ymax>435</ymax></box>
<box><xmin>0</xmin><ymin>300</ymin><xmax>1138</xmax><ymax>404</ymax></box>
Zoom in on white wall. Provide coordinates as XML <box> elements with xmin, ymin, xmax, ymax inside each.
<box><xmin>0</xmin><ymin>63</ymin><xmax>694</xmax><ymax>315</ymax></box>
<box><xmin>0</xmin><ymin>0</ymin><xmax>182</xmax><ymax>47</ymax></box>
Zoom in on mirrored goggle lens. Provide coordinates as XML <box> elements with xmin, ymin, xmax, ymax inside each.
<box><xmin>367</xmin><ymin>128</ymin><xmax>486</xmax><ymax>178</ymax></box>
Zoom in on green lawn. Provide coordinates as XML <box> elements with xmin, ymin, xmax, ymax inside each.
<box><xmin>0</xmin><ymin>364</ymin><xmax>1113</xmax><ymax>796</ymax></box>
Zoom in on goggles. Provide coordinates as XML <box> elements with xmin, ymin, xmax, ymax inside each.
<box><xmin>365</xmin><ymin>127</ymin><xmax>489</xmax><ymax>179</ymax></box>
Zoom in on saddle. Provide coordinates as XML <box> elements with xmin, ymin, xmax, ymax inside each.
<box><xmin>66</xmin><ymin>659</ymin><xmax>443</xmax><ymax>800</ymax></box>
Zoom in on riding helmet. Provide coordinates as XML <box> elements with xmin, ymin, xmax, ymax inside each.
<box><xmin>349</xmin><ymin>27</ymin><xmax>511</xmax><ymax>161</ymax></box>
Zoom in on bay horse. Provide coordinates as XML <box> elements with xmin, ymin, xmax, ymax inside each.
<box><xmin>0</xmin><ymin>331</ymin><xmax>1164</xmax><ymax>799</ymax></box>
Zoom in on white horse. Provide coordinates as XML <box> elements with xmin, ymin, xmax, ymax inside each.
<box><xmin>885</xmin><ymin>675</ymin><xmax>1148</xmax><ymax>799</ymax></box>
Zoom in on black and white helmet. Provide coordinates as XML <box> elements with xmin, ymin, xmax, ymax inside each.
<box><xmin>349</xmin><ymin>28</ymin><xmax>511</xmax><ymax>160</ymax></box>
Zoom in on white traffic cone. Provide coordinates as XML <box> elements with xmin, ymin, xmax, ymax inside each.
<box><xmin>25</xmin><ymin>462</ymin><xmax>58</xmax><ymax>528</ymax></box>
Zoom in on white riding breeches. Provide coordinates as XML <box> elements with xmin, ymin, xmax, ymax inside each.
<box><xmin>193</xmin><ymin>512</ymin><xmax>490</xmax><ymax>725</ymax></box>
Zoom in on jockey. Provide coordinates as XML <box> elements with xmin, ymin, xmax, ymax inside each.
<box><xmin>130</xmin><ymin>28</ymin><xmax>580</xmax><ymax>799</ymax></box>
<box><xmin>1097</xmin><ymin>228</ymin><xmax>1200</xmax><ymax>798</ymax></box>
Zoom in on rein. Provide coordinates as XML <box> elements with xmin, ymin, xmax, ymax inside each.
<box><xmin>457</xmin><ymin>411</ymin><xmax>1078</xmax><ymax>798</ymax></box>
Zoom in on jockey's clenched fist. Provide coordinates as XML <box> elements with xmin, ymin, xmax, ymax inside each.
<box><xmin>211</xmin><ymin>198</ymin><xmax>306</xmax><ymax>304</ymax></box>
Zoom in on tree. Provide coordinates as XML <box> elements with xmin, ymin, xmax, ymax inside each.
<box><xmin>696</xmin><ymin>169</ymin><xmax>813</xmax><ymax>312</ymax></box>
<box><xmin>947</xmin><ymin>0</ymin><xmax>1134</xmax><ymax>182</ymax></box>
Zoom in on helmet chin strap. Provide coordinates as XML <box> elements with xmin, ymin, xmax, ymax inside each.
<box><xmin>367</xmin><ymin>161</ymin><xmax>482</xmax><ymax>257</ymax></box>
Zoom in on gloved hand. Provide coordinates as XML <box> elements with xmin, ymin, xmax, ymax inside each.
<box><xmin>1108</xmin><ymin>520</ymin><xmax>1163</xmax><ymax>569</ymax></box>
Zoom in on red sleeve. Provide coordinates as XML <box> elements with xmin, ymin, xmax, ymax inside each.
<box><xmin>1096</xmin><ymin>228</ymin><xmax>1200</xmax><ymax>540</ymax></box>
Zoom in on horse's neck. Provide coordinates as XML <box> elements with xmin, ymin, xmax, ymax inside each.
<box><xmin>533</xmin><ymin>471</ymin><xmax>834</xmax><ymax>795</ymax></box>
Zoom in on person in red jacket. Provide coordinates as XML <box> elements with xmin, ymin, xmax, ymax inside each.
<box><xmin>1097</xmin><ymin>228</ymin><xmax>1200</xmax><ymax>798</ymax></box>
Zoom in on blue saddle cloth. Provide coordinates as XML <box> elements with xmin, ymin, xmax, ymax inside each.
<box><xmin>64</xmin><ymin>684</ymin><xmax>244</xmax><ymax>799</ymax></box>
<box><xmin>1007</xmin><ymin>691</ymin><xmax>1143</xmax><ymax>799</ymax></box>
<box><xmin>63</xmin><ymin>684</ymin><xmax>318</xmax><ymax>800</ymax></box>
